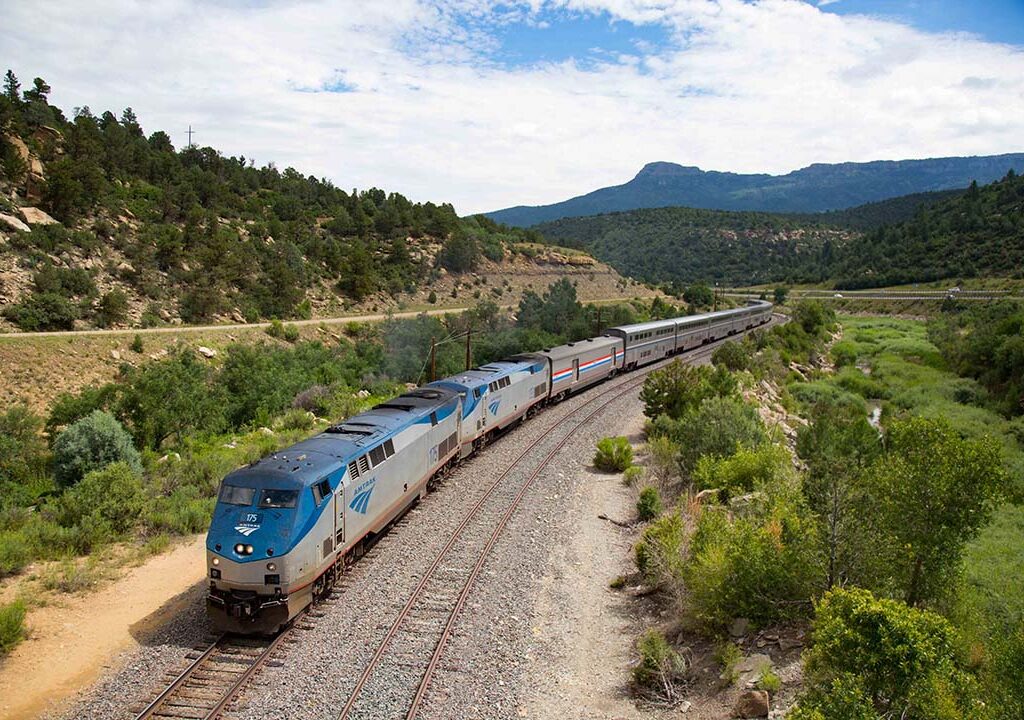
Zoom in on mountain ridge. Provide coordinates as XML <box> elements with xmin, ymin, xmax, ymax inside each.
<box><xmin>486</xmin><ymin>154</ymin><xmax>1024</xmax><ymax>226</ymax></box>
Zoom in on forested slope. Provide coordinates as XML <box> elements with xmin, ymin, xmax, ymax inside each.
<box><xmin>0</xmin><ymin>71</ymin><xmax>550</xmax><ymax>331</ymax></box>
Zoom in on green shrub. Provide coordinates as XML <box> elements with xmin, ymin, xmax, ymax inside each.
<box><xmin>641</xmin><ymin>360</ymin><xmax>737</xmax><ymax>421</ymax></box>
<box><xmin>95</xmin><ymin>289</ymin><xmax>129</xmax><ymax>328</ymax></box>
<box><xmin>130</xmin><ymin>334</ymin><xmax>145</xmax><ymax>353</ymax></box>
<box><xmin>266</xmin><ymin>319</ymin><xmax>285</xmax><ymax>339</ymax></box>
<box><xmin>0</xmin><ymin>533</ymin><xmax>29</xmax><ymax>577</ymax></box>
<box><xmin>632</xmin><ymin>629</ymin><xmax>687</xmax><ymax>696</ymax></box>
<box><xmin>671</xmin><ymin>397</ymin><xmax>768</xmax><ymax>474</ymax></box>
<box><xmin>636</xmin><ymin>486</ymin><xmax>662</xmax><ymax>521</ymax></box>
<box><xmin>785</xmin><ymin>675</ymin><xmax>877</xmax><ymax>720</ymax></box>
<box><xmin>796</xmin><ymin>587</ymin><xmax>984</xmax><ymax>720</ymax></box>
<box><xmin>39</xmin><ymin>558</ymin><xmax>112</xmax><ymax>593</ymax></box>
<box><xmin>635</xmin><ymin>511</ymin><xmax>685</xmax><ymax>585</ymax></box>
<box><xmin>757</xmin><ymin>666</ymin><xmax>782</xmax><ymax>694</ymax></box>
<box><xmin>144</xmin><ymin>486</ymin><xmax>215</xmax><ymax>535</ymax></box>
<box><xmin>277</xmin><ymin>408</ymin><xmax>315</xmax><ymax>431</ymax></box>
<box><xmin>594</xmin><ymin>436</ymin><xmax>633</xmax><ymax>472</ymax></box>
<box><xmin>283</xmin><ymin>323</ymin><xmax>300</xmax><ymax>343</ymax></box>
<box><xmin>52</xmin><ymin>410</ymin><xmax>141</xmax><ymax>487</ymax></box>
<box><xmin>427</xmin><ymin>290</ymin><xmax>437</xmax><ymax>304</ymax></box>
<box><xmin>0</xmin><ymin>405</ymin><xmax>51</xmax><ymax>507</ymax></box>
<box><xmin>60</xmin><ymin>462</ymin><xmax>145</xmax><ymax>535</ymax></box>
<box><xmin>712</xmin><ymin>341</ymin><xmax>751</xmax><ymax>371</ymax></box>
<box><xmin>3</xmin><ymin>291</ymin><xmax>79</xmax><ymax>331</ymax></box>
<box><xmin>0</xmin><ymin>600</ymin><xmax>27</xmax><ymax>655</ymax></box>
<box><xmin>714</xmin><ymin>641</ymin><xmax>743</xmax><ymax>684</ymax></box>
<box><xmin>622</xmin><ymin>466</ymin><xmax>645</xmax><ymax>486</ymax></box>
<box><xmin>692</xmin><ymin>444</ymin><xmax>792</xmax><ymax>500</ymax></box>
<box><xmin>984</xmin><ymin>621</ymin><xmax>1024</xmax><ymax>720</ymax></box>
<box><xmin>684</xmin><ymin>501</ymin><xmax>819</xmax><ymax>630</ymax></box>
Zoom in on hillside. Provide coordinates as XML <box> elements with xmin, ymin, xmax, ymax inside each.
<box><xmin>0</xmin><ymin>72</ymin><xmax>644</xmax><ymax>333</ymax></box>
<box><xmin>536</xmin><ymin>206</ymin><xmax>852</xmax><ymax>286</ymax></box>
<box><xmin>830</xmin><ymin>172</ymin><xmax>1024</xmax><ymax>288</ymax></box>
<box><xmin>534</xmin><ymin>175</ymin><xmax>1023</xmax><ymax>288</ymax></box>
<box><xmin>487</xmin><ymin>155</ymin><xmax>1024</xmax><ymax>226</ymax></box>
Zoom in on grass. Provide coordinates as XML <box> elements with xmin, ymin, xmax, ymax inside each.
<box><xmin>38</xmin><ymin>557</ymin><xmax>115</xmax><ymax>594</ymax></box>
<box><xmin>0</xmin><ymin>600</ymin><xmax>27</xmax><ymax>655</ymax></box>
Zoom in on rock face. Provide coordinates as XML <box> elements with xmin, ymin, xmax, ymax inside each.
<box><xmin>0</xmin><ymin>213</ymin><xmax>30</xmax><ymax>233</ymax></box>
<box><xmin>734</xmin><ymin>689</ymin><xmax>770</xmax><ymax>718</ymax></box>
<box><xmin>20</xmin><ymin>206</ymin><xmax>59</xmax><ymax>225</ymax></box>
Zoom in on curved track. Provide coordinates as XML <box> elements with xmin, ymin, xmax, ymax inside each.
<box><xmin>335</xmin><ymin>324</ymin><xmax>770</xmax><ymax>720</ymax></box>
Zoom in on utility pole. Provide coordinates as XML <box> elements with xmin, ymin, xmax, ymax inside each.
<box><xmin>465</xmin><ymin>327</ymin><xmax>472</xmax><ymax>371</ymax></box>
<box><xmin>714</xmin><ymin>282</ymin><xmax>719</xmax><ymax>312</ymax></box>
<box><xmin>595</xmin><ymin>306</ymin><xmax>603</xmax><ymax>336</ymax></box>
<box><xmin>429</xmin><ymin>336</ymin><xmax>436</xmax><ymax>383</ymax></box>
<box><xmin>186</xmin><ymin>125</ymin><xmax>195</xmax><ymax>148</ymax></box>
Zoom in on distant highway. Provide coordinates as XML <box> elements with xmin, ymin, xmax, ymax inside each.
<box><xmin>724</xmin><ymin>289</ymin><xmax>1023</xmax><ymax>302</ymax></box>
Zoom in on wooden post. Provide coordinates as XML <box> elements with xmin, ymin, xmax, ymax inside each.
<box><xmin>465</xmin><ymin>327</ymin><xmax>472</xmax><ymax>370</ymax></box>
<box><xmin>430</xmin><ymin>336</ymin><xmax>436</xmax><ymax>382</ymax></box>
<box><xmin>596</xmin><ymin>306</ymin><xmax>603</xmax><ymax>335</ymax></box>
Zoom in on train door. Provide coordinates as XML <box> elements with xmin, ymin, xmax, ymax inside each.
<box><xmin>335</xmin><ymin>481</ymin><xmax>345</xmax><ymax>551</ymax></box>
<box><xmin>573</xmin><ymin>358</ymin><xmax>580</xmax><ymax>382</ymax></box>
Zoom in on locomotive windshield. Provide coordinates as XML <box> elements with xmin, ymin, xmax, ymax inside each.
<box><xmin>218</xmin><ymin>485</ymin><xmax>256</xmax><ymax>506</ymax></box>
<box><xmin>258</xmin><ymin>489</ymin><xmax>298</xmax><ymax>509</ymax></box>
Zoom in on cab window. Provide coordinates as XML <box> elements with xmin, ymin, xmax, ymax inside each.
<box><xmin>219</xmin><ymin>485</ymin><xmax>255</xmax><ymax>506</ymax></box>
<box><xmin>259</xmin><ymin>489</ymin><xmax>298</xmax><ymax>508</ymax></box>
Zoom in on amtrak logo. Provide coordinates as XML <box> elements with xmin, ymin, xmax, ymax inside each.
<box><xmin>234</xmin><ymin>525</ymin><xmax>259</xmax><ymax>536</ymax></box>
<box><xmin>235</xmin><ymin>511</ymin><xmax>262</xmax><ymax>536</ymax></box>
<box><xmin>488</xmin><ymin>399</ymin><xmax>501</xmax><ymax>415</ymax></box>
<box><xmin>350</xmin><ymin>477</ymin><xmax>377</xmax><ymax>514</ymax></box>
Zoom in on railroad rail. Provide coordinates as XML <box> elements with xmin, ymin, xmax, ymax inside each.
<box><xmin>133</xmin><ymin>626</ymin><xmax>297</xmax><ymax>720</ymax></box>
<box><xmin>335</xmin><ymin>324</ymin><xmax>767</xmax><ymax>720</ymax></box>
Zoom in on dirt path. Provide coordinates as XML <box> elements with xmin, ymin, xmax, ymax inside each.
<box><xmin>524</xmin><ymin>407</ymin><xmax>661</xmax><ymax>719</ymax></box>
<box><xmin>0</xmin><ymin>536</ymin><xmax>208</xmax><ymax>720</ymax></box>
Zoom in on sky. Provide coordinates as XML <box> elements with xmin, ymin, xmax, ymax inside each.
<box><xmin>3</xmin><ymin>0</ymin><xmax>1024</xmax><ymax>214</ymax></box>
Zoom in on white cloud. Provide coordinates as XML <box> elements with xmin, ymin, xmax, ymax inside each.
<box><xmin>2</xmin><ymin>0</ymin><xmax>1022</xmax><ymax>214</ymax></box>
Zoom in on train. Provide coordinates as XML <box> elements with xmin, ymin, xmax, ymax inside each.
<box><xmin>205</xmin><ymin>300</ymin><xmax>773</xmax><ymax>633</ymax></box>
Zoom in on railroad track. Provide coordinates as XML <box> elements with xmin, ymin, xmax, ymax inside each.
<box><xmin>132</xmin><ymin>623</ymin><xmax>300</xmax><ymax>720</ymax></box>
<box><xmin>335</xmin><ymin>327</ymin><xmax>758</xmax><ymax>720</ymax></box>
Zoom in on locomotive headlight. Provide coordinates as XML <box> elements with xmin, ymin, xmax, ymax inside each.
<box><xmin>212</xmin><ymin>557</ymin><xmax>220</xmax><ymax>566</ymax></box>
<box><xmin>266</xmin><ymin>562</ymin><xmax>277</xmax><ymax>572</ymax></box>
<box><xmin>234</xmin><ymin>543</ymin><xmax>245</xmax><ymax>554</ymax></box>
<box><xmin>245</xmin><ymin>545</ymin><xmax>254</xmax><ymax>554</ymax></box>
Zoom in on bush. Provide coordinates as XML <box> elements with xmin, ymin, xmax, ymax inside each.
<box><xmin>636</xmin><ymin>486</ymin><xmax>662</xmax><ymax>521</ymax></box>
<box><xmin>670</xmin><ymin>397</ymin><xmax>768</xmax><ymax>475</ymax></box>
<box><xmin>283</xmin><ymin>323</ymin><xmax>300</xmax><ymax>343</ymax></box>
<box><xmin>641</xmin><ymin>360</ymin><xmax>737</xmax><ymax>421</ymax></box>
<box><xmin>635</xmin><ymin>511</ymin><xmax>685</xmax><ymax>585</ymax></box>
<box><xmin>0</xmin><ymin>405</ymin><xmax>50</xmax><ymax>507</ymax></box>
<box><xmin>594</xmin><ymin>436</ymin><xmax>633</xmax><ymax>472</ymax></box>
<box><xmin>712</xmin><ymin>341</ymin><xmax>751</xmax><ymax>371</ymax></box>
<box><xmin>984</xmin><ymin>621</ymin><xmax>1024</xmax><ymax>720</ymax></box>
<box><xmin>60</xmin><ymin>462</ymin><xmax>145</xmax><ymax>535</ymax></box>
<box><xmin>266</xmin><ymin>319</ymin><xmax>285</xmax><ymax>339</ymax></box>
<box><xmin>277</xmin><ymin>408</ymin><xmax>315</xmax><ymax>431</ymax></box>
<box><xmin>831</xmin><ymin>340</ymin><xmax>858</xmax><ymax>368</ymax></box>
<box><xmin>130</xmin><ymin>334</ymin><xmax>144</xmax><ymax>353</ymax></box>
<box><xmin>52</xmin><ymin>410</ymin><xmax>141</xmax><ymax>487</ymax></box>
<box><xmin>144</xmin><ymin>486</ymin><xmax>215</xmax><ymax>535</ymax></box>
<box><xmin>692</xmin><ymin>444</ymin><xmax>792</xmax><ymax>500</ymax></box>
<box><xmin>3</xmin><ymin>291</ymin><xmax>79</xmax><ymax>331</ymax></box>
<box><xmin>796</xmin><ymin>587</ymin><xmax>983</xmax><ymax>720</ymax></box>
<box><xmin>0</xmin><ymin>600</ymin><xmax>27</xmax><ymax>655</ymax></box>
<box><xmin>95</xmin><ymin>289</ymin><xmax>129</xmax><ymax>328</ymax></box>
<box><xmin>757</xmin><ymin>666</ymin><xmax>782</xmax><ymax>694</ymax></box>
<box><xmin>0</xmin><ymin>533</ymin><xmax>29</xmax><ymax>577</ymax></box>
<box><xmin>683</xmin><ymin>501</ymin><xmax>819</xmax><ymax>630</ymax></box>
<box><xmin>427</xmin><ymin>290</ymin><xmax>437</xmax><ymax>304</ymax></box>
<box><xmin>632</xmin><ymin>629</ymin><xmax>687</xmax><ymax>698</ymax></box>
<box><xmin>622</xmin><ymin>466</ymin><xmax>645</xmax><ymax>486</ymax></box>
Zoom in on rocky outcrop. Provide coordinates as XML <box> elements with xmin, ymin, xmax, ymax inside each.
<box><xmin>734</xmin><ymin>689</ymin><xmax>770</xmax><ymax>718</ymax></box>
<box><xmin>20</xmin><ymin>206</ymin><xmax>58</xmax><ymax>225</ymax></box>
<box><xmin>0</xmin><ymin>213</ymin><xmax>30</xmax><ymax>233</ymax></box>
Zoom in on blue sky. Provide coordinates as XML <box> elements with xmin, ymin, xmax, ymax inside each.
<box><xmin>5</xmin><ymin>0</ymin><xmax>1024</xmax><ymax>213</ymax></box>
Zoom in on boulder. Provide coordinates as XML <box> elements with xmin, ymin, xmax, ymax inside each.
<box><xmin>230</xmin><ymin>309</ymin><xmax>246</xmax><ymax>324</ymax></box>
<box><xmin>695</xmin><ymin>487</ymin><xmax>723</xmax><ymax>505</ymax></box>
<box><xmin>259</xmin><ymin>427</ymin><xmax>275</xmax><ymax>436</ymax></box>
<box><xmin>729</xmin><ymin>618</ymin><xmax>751</xmax><ymax>638</ymax></box>
<box><xmin>735</xmin><ymin>653</ymin><xmax>772</xmax><ymax>687</ymax></box>
<box><xmin>734</xmin><ymin>690</ymin><xmax>770</xmax><ymax>718</ymax></box>
<box><xmin>110</xmin><ymin>349</ymin><xmax>121</xmax><ymax>360</ymax></box>
<box><xmin>0</xmin><ymin>213</ymin><xmax>30</xmax><ymax>233</ymax></box>
<box><xmin>197</xmin><ymin>346</ymin><xmax>217</xmax><ymax>359</ymax></box>
<box><xmin>21</xmin><ymin>207</ymin><xmax>59</xmax><ymax>225</ymax></box>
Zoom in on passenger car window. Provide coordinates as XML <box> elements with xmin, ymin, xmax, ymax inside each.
<box><xmin>219</xmin><ymin>485</ymin><xmax>255</xmax><ymax>506</ymax></box>
<box><xmin>258</xmin><ymin>489</ymin><xmax>298</xmax><ymax>508</ymax></box>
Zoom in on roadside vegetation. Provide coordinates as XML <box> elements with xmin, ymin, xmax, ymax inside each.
<box><xmin>619</xmin><ymin>300</ymin><xmax>1023</xmax><ymax>719</ymax></box>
